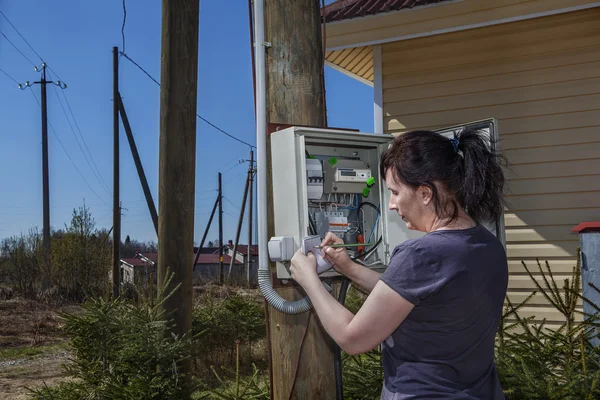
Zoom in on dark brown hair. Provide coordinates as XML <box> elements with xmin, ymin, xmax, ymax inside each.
<box><xmin>380</xmin><ymin>129</ymin><xmax>507</xmax><ymax>225</ymax></box>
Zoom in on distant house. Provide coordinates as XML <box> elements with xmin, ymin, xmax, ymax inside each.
<box><xmin>120</xmin><ymin>253</ymin><xmax>157</xmax><ymax>287</ymax></box>
<box><xmin>320</xmin><ymin>0</ymin><xmax>600</xmax><ymax>328</ymax></box>
<box><xmin>119</xmin><ymin>242</ymin><xmax>258</xmax><ymax>287</ymax></box>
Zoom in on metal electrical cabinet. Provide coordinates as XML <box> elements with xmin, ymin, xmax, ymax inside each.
<box><xmin>269</xmin><ymin>119</ymin><xmax>505</xmax><ymax>280</ymax></box>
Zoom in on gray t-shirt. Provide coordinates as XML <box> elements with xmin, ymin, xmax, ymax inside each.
<box><xmin>379</xmin><ymin>224</ymin><xmax>508</xmax><ymax>399</ymax></box>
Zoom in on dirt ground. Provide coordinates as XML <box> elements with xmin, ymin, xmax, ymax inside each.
<box><xmin>0</xmin><ymin>286</ymin><xmax>264</xmax><ymax>398</ymax></box>
<box><xmin>0</xmin><ymin>298</ymin><xmax>78</xmax><ymax>399</ymax></box>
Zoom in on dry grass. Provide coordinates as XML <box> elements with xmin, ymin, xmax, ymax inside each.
<box><xmin>0</xmin><ymin>297</ymin><xmax>79</xmax><ymax>399</ymax></box>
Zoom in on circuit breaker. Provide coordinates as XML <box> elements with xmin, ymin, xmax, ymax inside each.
<box><xmin>269</xmin><ymin>120</ymin><xmax>504</xmax><ymax>280</ymax></box>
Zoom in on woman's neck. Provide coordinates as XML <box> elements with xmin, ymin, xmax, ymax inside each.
<box><xmin>428</xmin><ymin>210</ymin><xmax>476</xmax><ymax>232</ymax></box>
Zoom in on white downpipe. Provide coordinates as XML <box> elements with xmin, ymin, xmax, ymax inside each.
<box><xmin>254</xmin><ymin>0</ymin><xmax>314</xmax><ymax>314</ymax></box>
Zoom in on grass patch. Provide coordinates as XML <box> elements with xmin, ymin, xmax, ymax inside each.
<box><xmin>0</xmin><ymin>342</ymin><xmax>67</xmax><ymax>361</ymax></box>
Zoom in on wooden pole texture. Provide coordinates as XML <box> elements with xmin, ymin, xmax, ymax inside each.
<box><xmin>117</xmin><ymin>93</ymin><xmax>159</xmax><ymax>236</ymax></box>
<box><xmin>112</xmin><ymin>47</ymin><xmax>121</xmax><ymax>297</ymax></box>
<box><xmin>157</xmin><ymin>0</ymin><xmax>199</xmax><ymax>393</ymax></box>
<box><xmin>264</xmin><ymin>1</ymin><xmax>335</xmax><ymax>399</ymax></box>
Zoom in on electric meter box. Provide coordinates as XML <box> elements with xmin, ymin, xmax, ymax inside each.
<box><xmin>270</xmin><ymin>120</ymin><xmax>505</xmax><ymax>280</ymax></box>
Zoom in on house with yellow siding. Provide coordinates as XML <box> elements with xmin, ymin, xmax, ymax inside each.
<box><xmin>321</xmin><ymin>0</ymin><xmax>600</xmax><ymax>329</ymax></box>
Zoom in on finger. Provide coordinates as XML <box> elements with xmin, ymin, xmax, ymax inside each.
<box><xmin>324</xmin><ymin>254</ymin><xmax>335</xmax><ymax>265</ymax></box>
<box><xmin>321</xmin><ymin>232</ymin><xmax>334</xmax><ymax>246</ymax></box>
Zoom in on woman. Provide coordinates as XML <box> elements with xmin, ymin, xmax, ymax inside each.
<box><xmin>290</xmin><ymin>128</ymin><xmax>508</xmax><ymax>399</ymax></box>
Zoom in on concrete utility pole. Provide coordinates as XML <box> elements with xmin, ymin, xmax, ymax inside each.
<box><xmin>263</xmin><ymin>1</ymin><xmax>334</xmax><ymax>399</ymax></box>
<box><xmin>157</xmin><ymin>0</ymin><xmax>199</xmax><ymax>393</ymax></box>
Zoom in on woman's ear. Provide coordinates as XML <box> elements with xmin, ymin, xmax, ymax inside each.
<box><xmin>419</xmin><ymin>185</ymin><xmax>433</xmax><ymax>206</ymax></box>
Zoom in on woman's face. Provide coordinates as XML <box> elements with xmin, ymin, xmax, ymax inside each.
<box><xmin>384</xmin><ymin>169</ymin><xmax>432</xmax><ymax>232</ymax></box>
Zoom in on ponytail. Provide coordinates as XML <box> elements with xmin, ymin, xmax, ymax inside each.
<box><xmin>380</xmin><ymin>128</ymin><xmax>507</xmax><ymax>225</ymax></box>
<box><xmin>455</xmin><ymin>129</ymin><xmax>507</xmax><ymax>224</ymax></box>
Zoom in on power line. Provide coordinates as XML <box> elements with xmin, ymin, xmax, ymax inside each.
<box><xmin>224</xmin><ymin>171</ymin><xmax>247</xmax><ymax>185</ymax></box>
<box><xmin>0</xmin><ymin>12</ymin><xmax>111</xmax><ymax>207</ymax></box>
<box><xmin>223</xmin><ymin>196</ymin><xmax>240</xmax><ymax>210</ymax></box>
<box><xmin>29</xmin><ymin>88</ymin><xmax>110</xmax><ymax>207</ymax></box>
<box><xmin>0</xmin><ymin>10</ymin><xmax>64</xmax><ymax>84</ymax></box>
<box><xmin>0</xmin><ymin>66</ymin><xmax>19</xmax><ymax>85</ymax></box>
<box><xmin>120</xmin><ymin>52</ymin><xmax>159</xmax><ymax>85</ymax></box>
<box><xmin>223</xmin><ymin>210</ymin><xmax>237</xmax><ymax>219</ymax></box>
<box><xmin>55</xmin><ymin>76</ymin><xmax>111</xmax><ymax>194</ymax></box>
<box><xmin>122</xmin><ymin>0</ymin><xmax>127</xmax><ymax>53</ymax></box>
<box><xmin>0</xmin><ymin>10</ymin><xmax>44</xmax><ymax>62</ymax></box>
<box><xmin>0</xmin><ymin>30</ymin><xmax>36</xmax><ymax>67</ymax></box>
<box><xmin>48</xmin><ymin>72</ymin><xmax>111</xmax><ymax>196</ymax></box>
<box><xmin>119</xmin><ymin>51</ymin><xmax>255</xmax><ymax>149</ymax></box>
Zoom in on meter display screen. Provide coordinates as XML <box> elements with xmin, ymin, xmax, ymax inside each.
<box><xmin>340</xmin><ymin>170</ymin><xmax>356</xmax><ymax>177</ymax></box>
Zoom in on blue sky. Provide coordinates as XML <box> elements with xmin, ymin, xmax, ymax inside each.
<box><xmin>0</xmin><ymin>0</ymin><xmax>373</xmax><ymax>244</ymax></box>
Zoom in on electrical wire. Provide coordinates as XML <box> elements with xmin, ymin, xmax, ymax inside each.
<box><xmin>59</xmin><ymin>88</ymin><xmax>111</xmax><ymax>194</ymax></box>
<box><xmin>121</xmin><ymin>0</ymin><xmax>127</xmax><ymax>53</ymax></box>
<box><xmin>48</xmin><ymin>72</ymin><xmax>111</xmax><ymax>196</ymax></box>
<box><xmin>334</xmin><ymin>276</ymin><xmax>351</xmax><ymax>400</ymax></box>
<box><xmin>0</xmin><ymin>10</ymin><xmax>44</xmax><ymax>62</ymax></box>
<box><xmin>0</xmin><ymin>66</ymin><xmax>19</xmax><ymax>85</ymax></box>
<box><xmin>29</xmin><ymin>88</ymin><xmax>110</xmax><ymax>207</ymax></box>
<box><xmin>351</xmin><ymin>202</ymin><xmax>382</xmax><ymax>261</ymax></box>
<box><xmin>223</xmin><ymin>196</ymin><xmax>240</xmax><ymax>210</ymax></box>
<box><xmin>119</xmin><ymin>52</ymin><xmax>256</xmax><ymax>149</ymax></box>
<box><xmin>0</xmin><ymin>30</ymin><xmax>36</xmax><ymax>67</ymax></box>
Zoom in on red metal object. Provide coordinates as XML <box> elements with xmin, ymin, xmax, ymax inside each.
<box><xmin>571</xmin><ymin>222</ymin><xmax>600</xmax><ymax>233</ymax></box>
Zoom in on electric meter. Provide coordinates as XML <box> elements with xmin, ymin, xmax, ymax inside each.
<box><xmin>269</xmin><ymin>120</ymin><xmax>504</xmax><ymax>280</ymax></box>
<box><xmin>335</xmin><ymin>168</ymin><xmax>371</xmax><ymax>183</ymax></box>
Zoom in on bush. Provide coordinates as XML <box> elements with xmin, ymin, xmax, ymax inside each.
<box><xmin>340</xmin><ymin>286</ymin><xmax>383</xmax><ymax>399</ymax></box>
<box><xmin>28</xmin><ymin>272</ymin><xmax>196</xmax><ymax>400</ymax></box>
<box><xmin>192</xmin><ymin>290</ymin><xmax>265</xmax><ymax>381</ymax></box>
<box><xmin>496</xmin><ymin>253</ymin><xmax>600</xmax><ymax>399</ymax></box>
<box><xmin>1</xmin><ymin>205</ymin><xmax>111</xmax><ymax>302</ymax></box>
<box><xmin>194</xmin><ymin>341</ymin><xmax>270</xmax><ymax>400</ymax></box>
<box><xmin>0</xmin><ymin>228</ymin><xmax>43</xmax><ymax>296</ymax></box>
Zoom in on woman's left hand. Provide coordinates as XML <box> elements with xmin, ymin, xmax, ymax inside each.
<box><xmin>290</xmin><ymin>249</ymin><xmax>320</xmax><ymax>289</ymax></box>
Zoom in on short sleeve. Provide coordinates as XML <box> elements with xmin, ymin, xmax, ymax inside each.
<box><xmin>380</xmin><ymin>243</ymin><xmax>444</xmax><ymax>306</ymax></box>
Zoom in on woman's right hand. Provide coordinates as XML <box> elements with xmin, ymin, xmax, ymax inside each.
<box><xmin>320</xmin><ymin>232</ymin><xmax>354</xmax><ymax>274</ymax></box>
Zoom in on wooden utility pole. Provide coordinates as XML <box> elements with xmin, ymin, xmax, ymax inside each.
<box><xmin>112</xmin><ymin>46</ymin><xmax>121</xmax><ymax>297</ymax></box>
<box><xmin>218</xmin><ymin>172</ymin><xmax>224</xmax><ymax>285</ymax></box>
<box><xmin>39</xmin><ymin>63</ymin><xmax>51</xmax><ymax>288</ymax></box>
<box><xmin>264</xmin><ymin>1</ymin><xmax>334</xmax><ymax>399</ymax></box>
<box><xmin>192</xmin><ymin>194</ymin><xmax>220</xmax><ymax>267</ymax></box>
<box><xmin>20</xmin><ymin>63</ymin><xmax>67</xmax><ymax>288</ymax></box>
<box><xmin>117</xmin><ymin>93</ymin><xmax>159</xmax><ymax>236</ymax></box>
<box><xmin>157</xmin><ymin>0</ymin><xmax>199</xmax><ymax>393</ymax></box>
<box><xmin>227</xmin><ymin>154</ymin><xmax>252</xmax><ymax>283</ymax></box>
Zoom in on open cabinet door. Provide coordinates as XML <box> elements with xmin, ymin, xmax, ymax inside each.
<box><xmin>380</xmin><ymin>118</ymin><xmax>506</xmax><ymax>260</ymax></box>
